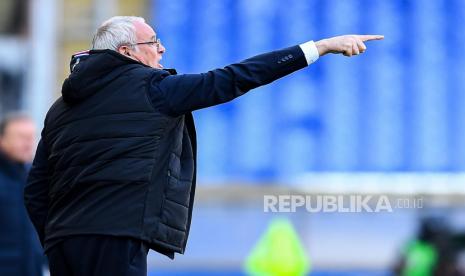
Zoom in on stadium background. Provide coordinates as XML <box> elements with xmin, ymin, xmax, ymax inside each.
<box><xmin>1</xmin><ymin>0</ymin><xmax>465</xmax><ymax>275</ymax></box>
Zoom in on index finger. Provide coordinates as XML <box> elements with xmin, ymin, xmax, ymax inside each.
<box><xmin>358</xmin><ymin>35</ymin><xmax>384</xmax><ymax>42</ymax></box>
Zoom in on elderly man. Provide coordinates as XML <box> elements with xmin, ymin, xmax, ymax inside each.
<box><xmin>0</xmin><ymin>113</ymin><xmax>44</xmax><ymax>276</ymax></box>
<box><xmin>25</xmin><ymin>16</ymin><xmax>383</xmax><ymax>275</ymax></box>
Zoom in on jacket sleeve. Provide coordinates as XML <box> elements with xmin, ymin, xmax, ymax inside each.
<box><xmin>152</xmin><ymin>45</ymin><xmax>308</xmax><ymax>116</ymax></box>
<box><xmin>24</xmin><ymin>138</ymin><xmax>50</xmax><ymax>247</ymax></box>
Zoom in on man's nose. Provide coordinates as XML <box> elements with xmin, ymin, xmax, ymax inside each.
<box><xmin>158</xmin><ymin>43</ymin><xmax>166</xmax><ymax>54</ymax></box>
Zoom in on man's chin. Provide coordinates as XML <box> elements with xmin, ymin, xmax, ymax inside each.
<box><xmin>150</xmin><ymin>63</ymin><xmax>163</xmax><ymax>69</ymax></box>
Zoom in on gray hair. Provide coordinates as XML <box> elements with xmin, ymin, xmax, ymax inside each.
<box><xmin>92</xmin><ymin>16</ymin><xmax>145</xmax><ymax>51</ymax></box>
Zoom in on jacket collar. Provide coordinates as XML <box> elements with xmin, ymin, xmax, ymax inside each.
<box><xmin>70</xmin><ymin>49</ymin><xmax>178</xmax><ymax>76</ymax></box>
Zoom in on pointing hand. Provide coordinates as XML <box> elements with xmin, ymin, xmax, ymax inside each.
<box><xmin>315</xmin><ymin>35</ymin><xmax>384</xmax><ymax>57</ymax></box>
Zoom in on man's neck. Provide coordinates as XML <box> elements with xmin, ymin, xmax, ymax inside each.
<box><xmin>0</xmin><ymin>148</ymin><xmax>27</xmax><ymax>181</ymax></box>
<box><xmin>0</xmin><ymin>148</ymin><xmax>23</xmax><ymax>166</ymax></box>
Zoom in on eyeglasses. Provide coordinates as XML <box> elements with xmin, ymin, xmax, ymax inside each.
<box><xmin>129</xmin><ymin>38</ymin><xmax>161</xmax><ymax>50</ymax></box>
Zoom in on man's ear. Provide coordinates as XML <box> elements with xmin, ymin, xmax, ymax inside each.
<box><xmin>118</xmin><ymin>45</ymin><xmax>131</xmax><ymax>57</ymax></box>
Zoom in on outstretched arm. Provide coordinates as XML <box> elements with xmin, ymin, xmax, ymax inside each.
<box><xmin>151</xmin><ymin>34</ymin><xmax>383</xmax><ymax>116</ymax></box>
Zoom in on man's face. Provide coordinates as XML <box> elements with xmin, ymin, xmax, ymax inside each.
<box><xmin>127</xmin><ymin>21</ymin><xmax>166</xmax><ymax>69</ymax></box>
<box><xmin>0</xmin><ymin>119</ymin><xmax>36</xmax><ymax>163</ymax></box>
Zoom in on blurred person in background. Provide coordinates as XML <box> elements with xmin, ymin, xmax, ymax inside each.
<box><xmin>24</xmin><ymin>16</ymin><xmax>383</xmax><ymax>275</ymax></box>
<box><xmin>394</xmin><ymin>217</ymin><xmax>464</xmax><ymax>276</ymax></box>
<box><xmin>0</xmin><ymin>113</ymin><xmax>44</xmax><ymax>276</ymax></box>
